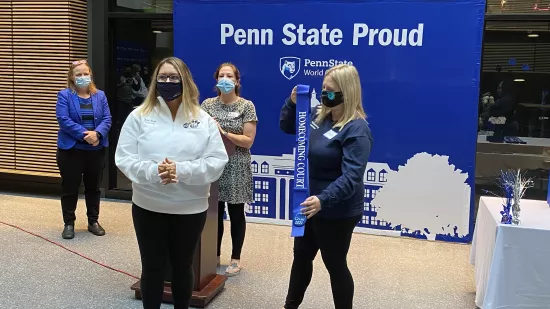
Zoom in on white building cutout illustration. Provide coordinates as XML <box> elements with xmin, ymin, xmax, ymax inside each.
<box><xmin>247</xmin><ymin>150</ymin><xmax>393</xmax><ymax>230</ymax></box>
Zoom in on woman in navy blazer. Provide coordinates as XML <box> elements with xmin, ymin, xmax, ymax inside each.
<box><xmin>56</xmin><ymin>60</ymin><xmax>112</xmax><ymax>239</ymax></box>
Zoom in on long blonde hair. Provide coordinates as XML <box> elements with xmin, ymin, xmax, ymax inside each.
<box><xmin>67</xmin><ymin>60</ymin><xmax>98</xmax><ymax>94</ymax></box>
<box><xmin>315</xmin><ymin>64</ymin><xmax>366</xmax><ymax>129</ymax></box>
<box><xmin>140</xmin><ymin>57</ymin><xmax>200</xmax><ymax>121</ymax></box>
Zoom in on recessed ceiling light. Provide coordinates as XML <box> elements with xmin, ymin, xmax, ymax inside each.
<box><xmin>514</xmin><ymin>79</ymin><xmax>525</xmax><ymax>82</ymax></box>
<box><xmin>153</xmin><ymin>30</ymin><xmax>162</xmax><ymax>34</ymax></box>
<box><xmin>528</xmin><ymin>34</ymin><xmax>539</xmax><ymax>38</ymax></box>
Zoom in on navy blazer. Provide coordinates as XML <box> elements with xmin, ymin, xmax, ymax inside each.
<box><xmin>56</xmin><ymin>88</ymin><xmax>112</xmax><ymax>150</ymax></box>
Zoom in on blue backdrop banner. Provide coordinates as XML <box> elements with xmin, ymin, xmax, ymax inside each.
<box><xmin>174</xmin><ymin>0</ymin><xmax>485</xmax><ymax>243</ymax></box>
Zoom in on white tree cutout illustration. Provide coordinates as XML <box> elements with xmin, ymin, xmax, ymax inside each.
<box><xmin>373</xmin><ymin>152</ymin><xmax>471</xmax><ymax>241</ymax></box>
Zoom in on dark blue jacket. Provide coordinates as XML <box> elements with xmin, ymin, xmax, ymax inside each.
<box><xmin>279</xmin><ymin>99</ymin><xmax>373</xmax><ymax>218</ymax></box>
<box><xmin>56</xmin><ymin>88</ymin><xmax>112</xmax><ymax>150</ymax></box>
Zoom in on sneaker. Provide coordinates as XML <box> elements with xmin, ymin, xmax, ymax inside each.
<box><xmin>225</xmin><ymin>260</ymin><xmax>242</xmax><ymax>276</ymax></box>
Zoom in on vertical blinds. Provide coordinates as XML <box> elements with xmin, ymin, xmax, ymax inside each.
<box><xmin>483</xmin><ymin>42</ymin><xmax>550</xmax><ymax>73</ymax></box>
<box><xmin>0</xmin><ymin>0</ymin><xmax>87</xmax><ymax>177</ymax></box>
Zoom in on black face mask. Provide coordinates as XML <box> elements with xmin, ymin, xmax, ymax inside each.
<box><xmin>157</xmin><ymin>82</ymin><xmax>183</xmax><ymax>102</ymax></box>
<box><xmin>321</xmin><ymin>90</ymin><xmax>344</xmax><ymax>108</ymax></box>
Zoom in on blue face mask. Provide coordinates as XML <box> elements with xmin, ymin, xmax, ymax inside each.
<box><xmin>216</xmin><ymin>78</ymin><xmax>235</xmax><ymax>94</ymax></box>
<box><xmin>75</xmin><ymin>76</ymin><xmax>91</xmax><ymax>88</ymax></box>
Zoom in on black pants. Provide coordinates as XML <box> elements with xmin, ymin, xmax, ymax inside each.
<box><xmin>56</xmin><ymin>147</ymin><xmax>105</xmax><ymax>225</ymax></box>
<box><xmin>217</xmin><ymin>201</ymin><xmax>246</xmax><ymax>260</ymax></box>
<box><xmin>132</xmin><ymin>204</ymin><xmax>207</xmax><ymax>309</ymax></box>
<box><xmin>284</xmin><ymin>214</ymin><xmax>362</xmax><ymax>309</ymax></box>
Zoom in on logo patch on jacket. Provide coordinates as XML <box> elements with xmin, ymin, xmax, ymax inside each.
<box><xmin>183</xmin><ymin>120</ymin><xmax>200</xmax><ymax>128</ymax></box>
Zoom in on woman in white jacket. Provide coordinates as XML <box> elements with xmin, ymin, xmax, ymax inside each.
<box><xmin>115</xmin><ymin>57</ymin><xmax>228</xmax><ymax>309</ymax></box>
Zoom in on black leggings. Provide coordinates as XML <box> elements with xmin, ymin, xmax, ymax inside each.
<box><xmin>284</xmin><ymin>214</ymin><xmax>362</xmax><ymax>309</ymax></box>
<box><xmin>132</xmin><ymin>204</ymin><xmax>207</xmax><ymax>309</ymax></box>
<box><xmin>217</xmin><ymin>201</ymin><xmax>246</xmax><ymax>260</ymax></box>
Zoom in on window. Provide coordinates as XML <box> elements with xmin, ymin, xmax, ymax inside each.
<box><xmin>367</xmin><ymin>170</ymin><xmax>375</xmax><ymax>182</ymax></box>
<box><xmin>262</xmin><ymin>181</ymin><xmax>269</xmax><ymax>190</ymax></box>
<box><xmin>365</xmin><ymin>188</ymin><xmax>371</xmax><ymax>199</ymax></box>
<box><xmin>262</xmin><ymin>206</ymin><xmax>269</xmax><ymax>215</ymax></box>
<box><xmin>252</xmin><ymin>163</ymin><xmax>258</xmax><ymax>173</ymax></box>
<box><xmin>372</xmin><ymin>190</ymin><xmax>377</xmax><ymax>198</ymax></box>
<box><xmin>262</xmin><ymin>194</ymin><xmax>269</xmax><ymax>202</ymax></box>
<box><xmin>255</xmin><ymin>181</ymin><xmax>261</xmax><ymax>189</ymax></box>
<box><xmin>112</xmin><ymin>0</ymin><xmax>173</xmax><ymax>13</ymax></box>
<box><xmin>254</xmin><ymin>193</ymin><xmax>261</xmax><ymax>202</ymax></box>
<box><xmin>362</xmin><ymin>216</ymin><xmax>368</xmax><ymax>225</ymax></box>
<box><xmin>364</xmin><ymin>202</ymin><xmax>370</xmax><ymax>211</ymax></box>
<box><xmin>379</xmin><ymin>171</ymin><xmax>387</xmax><ymax>182</ymax></box>
<box><xmin>261</xmin><ymin>163</ymin><xmax>269</xmax><ymax>174</ymax></box>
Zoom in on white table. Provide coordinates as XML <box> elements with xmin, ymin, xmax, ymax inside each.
<box><xmin>470</xmin><ymin>197</ymin><xmax>550</xmax><ymax>309</ymax></box>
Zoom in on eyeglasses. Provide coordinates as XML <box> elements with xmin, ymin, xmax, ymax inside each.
<box><xmin>71</xmin><ymin>60</ymin><xmax>88</xmax><ymax>67</ymax></box>
<box><xmin>157</xmin><ymin>75</ymin><xmax>181</xmax><ymax>83</ymax></box>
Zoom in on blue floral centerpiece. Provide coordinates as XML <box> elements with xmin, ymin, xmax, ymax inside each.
<box><xmin>497</xmin><ymin>170</ymin><xmax>534</xmax><ymax>225</ymax></box>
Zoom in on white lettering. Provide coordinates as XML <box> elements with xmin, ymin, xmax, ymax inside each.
<box><xmin>282</xmin><ymin>23</ymin><xmax>343</xmax><ymax>46</ymax></box>
<box><xmin>304</xmin><ymin>59</ymin><xmax>353</xmax><ymax>68</ymax></box>
<box><xmin>220</xmin><ymin>23</ymin><xmax>425</xmax><ymax>47</ymax></box>
<box><xmin>352</xmin><ymin>23</ymin><xmax>424</xmax><ymax>46</ymax></box>
<box><xmin>220</xmin><ymin>23</ymin><xmax>273</xmax><ymax>45</ymax></box>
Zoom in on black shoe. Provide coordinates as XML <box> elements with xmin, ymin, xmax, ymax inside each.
<box><xmin>62</xmin><ymin>225</ymin><xmax>75</xmax><ymax>239</ymax></box>
<box><xmin>88</xmin><ymin>222</ymin><xmax>106</xmax><ymax>236</ymax></box>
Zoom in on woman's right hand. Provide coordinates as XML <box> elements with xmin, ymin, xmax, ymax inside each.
<box><xmin>290</xmin><ymin>86</ymin><xmax>297</xmax><ymax>104</ymax></box>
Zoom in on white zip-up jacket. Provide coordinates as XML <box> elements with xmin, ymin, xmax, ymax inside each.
<box><xmin>115</xmin><ymin>98</ymin><xmax>229</xmax><ymax>214</ymax></box>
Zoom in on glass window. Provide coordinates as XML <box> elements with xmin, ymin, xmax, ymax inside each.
<box><xmin>112</xmin><ymin>0</ymin><xmax>173</xmax><ymax>13</ymax></box>
<box><xmin>478</xmin><ymin>23</ymin><xmax>550</xmax><ymax>139</ymax></box>
<box><xmin>110</xmin><ymin>18</ymin><xmax>173</xmax><ymax>190</ymax></box>
<box><xmin>486</xmin><ymin>0</ymin><xmax>550</xmax><ymax>14</ymax></box>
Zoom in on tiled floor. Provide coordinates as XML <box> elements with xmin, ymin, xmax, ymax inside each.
<box><xmin>0</xmin><ymin>192</ymin><xmax>477</xmax><ymax>309</ymax></box>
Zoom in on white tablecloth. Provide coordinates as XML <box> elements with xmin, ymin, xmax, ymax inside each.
<box><xmin>470</xmin><ymin>197</ymin><xmax>550</xmax><ymax>309</ymax></box>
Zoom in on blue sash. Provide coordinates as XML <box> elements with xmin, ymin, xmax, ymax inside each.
<box><xmin>291</xmin><ymin>85</ymin><xmax>312</xmax><ymax>237</ymax></box>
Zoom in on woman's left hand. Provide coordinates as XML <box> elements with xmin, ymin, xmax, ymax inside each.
<box><xmin>212</xmin><ymin>117</ymin><xmax>226</xmax><ymax>135</ymax></box>
<box><xmin>301</xmin><ymin>196</ymin><xmax>321</xmax><ymax>219</ymax></box>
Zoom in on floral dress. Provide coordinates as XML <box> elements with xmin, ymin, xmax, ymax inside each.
<box><xmin>201</xmin><ymin>97</ymin><xmax>258</xmax><ymax>204</ymax></box>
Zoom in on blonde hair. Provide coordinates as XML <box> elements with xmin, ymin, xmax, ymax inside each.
<box><xmin>140</xmin><ymin>57</ymin><xmax>200</xmax><ymax>121</ymax></box>
<box><xmin>315</xmin><ymin>64</ymin><xmax>366</xmax><ymax>129</ymax></box>
<box><xmin>67</xmin><ymin>60</ymin><xmax>98</xmax><ymax>94</ymax></box>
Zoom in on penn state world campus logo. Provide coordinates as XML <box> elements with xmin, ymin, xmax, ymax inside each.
<box><xmin>280</xmin><ymin>56</ymin><xmax>301</xmax><ymax>80</ymax></box>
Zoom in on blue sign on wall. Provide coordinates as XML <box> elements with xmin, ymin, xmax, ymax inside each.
<box><xmin>174</xmin><ymin>0</ymin><xmax>485</xmax><ymax>243</ymax></box>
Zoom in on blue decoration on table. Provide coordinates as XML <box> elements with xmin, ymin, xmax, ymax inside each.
<box><xmin>494</xmin><ymin>170</ymin><xmax>534</xmax><ymax>225</ymax></box>
<box><xmin>522</xmin><ymin>64</ymin><xmax>530</xmax><ymax>71</ymax></box>
<box><xmin>508</xmin><ymin>58</ymin><xmax>516</xmax><ymax>66</ymax></box>
<box><xmin>504</xmin><ymin>136</ymin><xmax>526</xmax><ymax>144</ymax></box>
<box><xmin>499</xmin><ymin>180</ymin><xmax>513</xmax><ymax>224</ymax></box>
<box><xmin>291</xmin><ymin>84</ymin><xmax>312</xmax><ymax>237</ymax></box>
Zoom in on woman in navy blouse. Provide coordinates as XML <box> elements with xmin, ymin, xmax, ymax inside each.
<box><xmin>279</xmin><ymin>64</ymin><xmax>372</xmax><ymax>309</ymax></box>
<box><xmin>56</xmin><ymin>60</ymin><xmax>112</xmax><ymax>240</ymax></box>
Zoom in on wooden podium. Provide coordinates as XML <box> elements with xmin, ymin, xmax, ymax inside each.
<box><xmin>131</xmin><ymin>134</ymin><xmax>235</xmax><ymax>307</ymax></box>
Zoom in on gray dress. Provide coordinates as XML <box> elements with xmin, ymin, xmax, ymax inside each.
<box><xmin>201</xmin><ymin>97</ymin><xmax>258</xmax><ymax>204</ymax></box>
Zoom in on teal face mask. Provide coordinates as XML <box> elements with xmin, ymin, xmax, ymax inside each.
<box><xmin>216</xmin><ymin>78</ymin><xmax>235</xmax><ymax>94</ymax></box>
<box><xmin>75</xmin><ymin>76</ymin><xmax>91</xmax><ymax>88</ymax></box>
